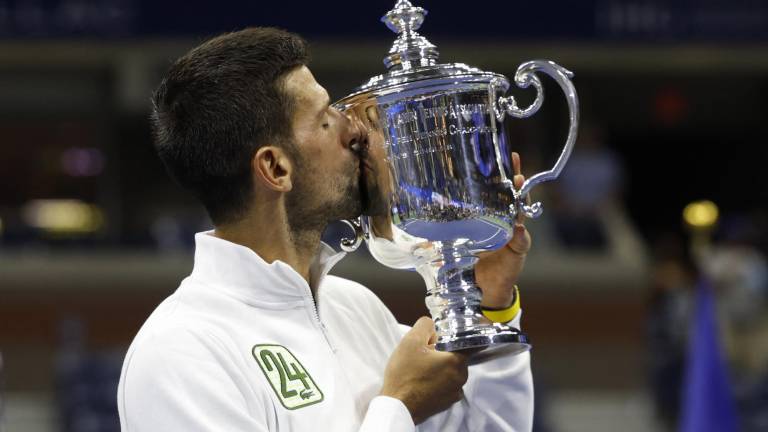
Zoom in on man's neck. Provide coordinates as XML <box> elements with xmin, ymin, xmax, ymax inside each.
<box><xmin>213</xmin><ymin>211</ymin><xmax>323</xmax><ymax>284</ymax></box>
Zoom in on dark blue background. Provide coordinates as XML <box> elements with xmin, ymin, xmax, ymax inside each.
<box><xmin>1</xmin><ymin>0</ymin><xmax>767</xmax><ymax>41</ymax></box>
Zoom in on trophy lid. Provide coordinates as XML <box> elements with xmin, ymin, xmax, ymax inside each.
<box><xmin>339</xmin><ymin>0</ymin><xmax>507</xmax><ymax>103</ymax></box>
<box><xmin>382</xmin><ymin>0</ymin><xmax>438</xmax><ymax>71</ymax></box>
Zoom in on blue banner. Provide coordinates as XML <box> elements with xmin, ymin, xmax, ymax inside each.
<box><xmin>680</xmin><ymin>278</ymin><xmax>739</xmax><ymax>432</ymax></box>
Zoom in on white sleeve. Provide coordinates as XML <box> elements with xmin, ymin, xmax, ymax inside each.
<box><xmin>359</xmin><ymin>396</ymin><xmax>417</xmax><ymax>432</ymax></box>
<box><xmin>408</xmin><ymin>313</ymin><xmax>534</xmax><ymax>432</ymax></box>
<box><xmin>119</xmin><ymin>328</ymin><xmax>271</xmax><ymax>432</ymax></box>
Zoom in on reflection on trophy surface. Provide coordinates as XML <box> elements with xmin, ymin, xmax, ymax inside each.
<box><xmin>338</xmin><ymin>0</ymin><xmax>579</xmax><ymax>359</ymax></box>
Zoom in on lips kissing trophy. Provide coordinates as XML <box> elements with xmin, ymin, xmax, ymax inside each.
<box><xmin>336</xmin><ymin>0</ymin><xmax>579</xmax><ymax>359</ymax></box>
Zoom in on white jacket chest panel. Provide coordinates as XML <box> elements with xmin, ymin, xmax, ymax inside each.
<box><xmin>188</xmin><ymin>287</ymin><xmax>365</xmax><ymax>431</ymax></box>
<box><xmin>317</xmin><ymin>277</ymin><xmax>403</xmax><ymax>420</ymax></box>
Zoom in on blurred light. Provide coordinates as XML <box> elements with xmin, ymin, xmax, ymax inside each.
<box><xmin>22</xmin><ymin>199</ymin><xmax>104</xmax><ymax>234</ymax></box>
<box><xmin>60</xmin><ymin>147</ymin><xmax>105</xmax><ymax>177</ymax></box>
<box><xmin>654</xmin><ymin>87</ymin><xmax>689</xmax><ymax>126</ymax></box>
<box><xmin>684</xmin><ymin>200</ymin><xmax>719</xmax><ymax>229</ymax></box>
<box><xmin>0</xmin><ymin>216</ymin><xmax>4</xmax><ymax>236</ymax></box>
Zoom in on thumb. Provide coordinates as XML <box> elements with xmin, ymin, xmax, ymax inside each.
<box><xmin>507</xmin><ymin>223</ymin><xmax>531</xmax><ymax>256</ymax></box>
<box><xmin>409</xmin><ymin>316</ymin><xmax>437</xmax><ymax>344</ymax></box>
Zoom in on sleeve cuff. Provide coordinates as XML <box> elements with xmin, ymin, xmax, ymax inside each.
<box><xmin>359</xmin><ymin>396</ymin><xmax>416</xmax><ymax>432</ymax></box>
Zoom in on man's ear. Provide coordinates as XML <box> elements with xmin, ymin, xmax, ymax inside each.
<box><xmin>253</xmin><ymin>146</ymin><xmax>293</xmax><ymax>192</ymax></box>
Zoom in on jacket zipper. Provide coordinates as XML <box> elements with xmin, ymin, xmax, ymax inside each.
<box><xmin>304</xmin><ymin>252</ymin><xmax>346</xmax><ymax>352</ymax></box>
<box><xmin>305</xmin><ymin>289</ymin><xmax>336</xmax><ymax>352</ymax></box>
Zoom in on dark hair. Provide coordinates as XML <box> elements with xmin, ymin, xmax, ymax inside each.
<box><xmin>151</xmin><ymin>27</ymin><xmax>308</xmax><ymax>225</ymax></box>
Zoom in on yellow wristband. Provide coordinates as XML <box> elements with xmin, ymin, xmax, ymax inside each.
<box><xmin>481</xmin><ymin>285</ymin><xmax>521</xmax><ymax>323</ymax></box>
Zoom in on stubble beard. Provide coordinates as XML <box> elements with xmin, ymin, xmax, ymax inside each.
<box><xmin>285</xmin><ymin>152</ymin><xmax>362</xmax><ymax>240</ymax></box>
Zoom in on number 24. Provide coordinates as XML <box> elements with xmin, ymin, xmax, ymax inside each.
<box><xmin>260</xmin><ymin>351</ymin><xmax>310</xmax><ymax>398</ymax></box>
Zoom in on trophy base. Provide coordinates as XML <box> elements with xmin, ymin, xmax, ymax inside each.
<box><xmin>415</xmin><ymin>244</ymin><xmax>532</xmax><ymax>364</ymax></box>
<box><xmin>435</xmin><ymin>323</ymin><xmax>531</xmax><ymax>364</ymax></box>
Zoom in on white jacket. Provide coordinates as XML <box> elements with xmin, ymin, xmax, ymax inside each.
<box><xmin>117</xmin><ymin>232</ymin><xmax>533</xmax><ymax>431</ymax></box>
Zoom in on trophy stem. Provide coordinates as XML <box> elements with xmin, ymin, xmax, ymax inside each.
<box><xmin>415</xmin><ymin>244</ymin><xmax>531</xmax><ymax>359</ymax></box>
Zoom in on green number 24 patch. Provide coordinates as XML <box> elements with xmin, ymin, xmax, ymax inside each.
<box><xmin>252</xmin><ymin>344</ymin><xmax>324</xmax><ymax>410</ymax></box>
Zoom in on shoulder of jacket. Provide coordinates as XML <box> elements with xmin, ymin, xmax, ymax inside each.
<box><xmin>321</xmin><ymin>275</ymin><xmax>381</xmax><ymax>304</ymax></box>
<box><xmin>319</xmin><ymin>275</ymin><xmax>400</xmax><ymax>327</ymax></box>
<box><xmin>126</xmin><ymin>316</ymin><xmax>236</xmax><ymax>368</ymax></box>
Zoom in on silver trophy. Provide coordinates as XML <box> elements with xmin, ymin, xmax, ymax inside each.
<box><xmin>336</xmin><ymin>0</ymin><xmax>578</xmax><ymax>358</ymax></box>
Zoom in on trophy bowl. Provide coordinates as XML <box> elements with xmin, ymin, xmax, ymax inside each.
<box><xmin>335</xmin><ymin>0</ymin><xmax>579</xmax><ymax>358</ymax></box>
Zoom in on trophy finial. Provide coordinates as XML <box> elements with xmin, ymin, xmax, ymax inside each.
<box><xmin>382</xmin><ymin>0</ymin><xmax>425</xmax><ymax>34</ymax></box>
<box><xmin>381</xmin><ymin>1</ymin><xmax>439</xmax><ymax>71</ymax></box>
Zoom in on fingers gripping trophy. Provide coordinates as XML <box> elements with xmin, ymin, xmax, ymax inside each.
<box><xmin>336</xmin><ymin>0</ymin><xmax>579</xmax><ymax>360</ymax></box>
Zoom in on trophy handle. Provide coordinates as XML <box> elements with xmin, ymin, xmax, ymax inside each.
<box><xmin>489</xmin><ymin>60</ymin><xmax>579</xmax><ymax>219</ymax></box>
<box><xmin>339</xmin><ymin>218</ymin><xmax>364</xmax><ymax>252</ymax></box>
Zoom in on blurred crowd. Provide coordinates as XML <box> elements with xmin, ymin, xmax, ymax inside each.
<box><xmin>648</xmin><ymin>213</ymin><xmax>768</xmax><ymax>431</ymax></box>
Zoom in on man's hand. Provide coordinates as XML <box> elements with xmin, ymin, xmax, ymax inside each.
<box><xmin>380</xmin><ymin>317</ymin><xmax>470</xmax><ymax>425</ymax></box>
<box><xmin>475</xmin><ymin>152</ymin><xmax>532</xmax><ymax>310</ymax></box>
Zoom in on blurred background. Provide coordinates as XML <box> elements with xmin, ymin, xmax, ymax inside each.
<box><xmin>1</xmin><ymin>0</ymin><xmax>767</xmax><ymax>431</ymax></box>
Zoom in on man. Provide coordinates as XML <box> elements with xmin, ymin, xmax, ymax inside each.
<box><xmin>118</xmin><ymin>28</ymin><xmax>533</xmax><ymax>431</ymax></box>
